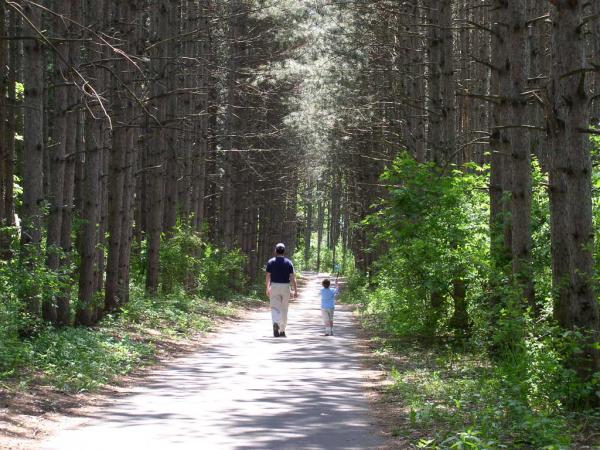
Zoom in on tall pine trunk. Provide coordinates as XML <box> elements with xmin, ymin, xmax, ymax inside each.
<box><xmin>548</xmin><ymin>0</ymin><xmax>600</xmax><ymax>381</ymax></box>
<box><xmin>145</xmin><ymin>0</ymin><xmax>169</xmax><ymax>294</ymax></box>
<box><xmin>508</xmin><ymin>0</ymin><xmax>534</xmax><ymax>307</ymax></box>
<box><xmin>489</xmin><ymin>0</ymin><xmax>512</xmax><ymax>284</ymax></box>
<box><xmin>424</xmin><ymin>0</ymin><xmax>443</xmax><ymax>164</ymax></box>
<box><xmin>21</xmin><ymin>2</ymin><xmax>46</xmax><ymax>318</ymax></box>
<box><xmin>44</xmin><ymin>2</ymin><xmax>72</xmax><ymax>323</ymax></box>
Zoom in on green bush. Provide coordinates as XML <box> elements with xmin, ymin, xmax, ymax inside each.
<box><xmin>358</xmin><ymin>155</ymin><xmax>489</xmax><ymax>336</ymax></box>
<box><xmin>196</xmin><ymin>245</ymin><xmax>247</xmax><ymax>301</ymax></box>
<box><xmin>31</xmin><ymin>325</ymin><xmax>154</xmax><ymax>391</ymax></box>
<box><xmin>0</xmin><ymin>230</ymin><xmax>68</xmax><ymax>376</ymax></box>
<box><xmin>152</xmin><ymin>223</ymin><xmax>248</xmax><ymax>300</ymax></box>
<box><xmin>159</xmin><ymin>224</ymin><xmax>204</xmax><ymax>293</ymax></box>
<box><xmin>346</xmin><ymin>152</ymin><xmax>600</xmax><ymax>448</ymax></box>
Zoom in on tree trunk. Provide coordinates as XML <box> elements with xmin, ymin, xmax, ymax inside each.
<box><xmin>489</xmin><ymin>0</ymin><xmax>512</xmax><ymax>281</ymax></box>
<box><xmin>104</xmin><ymin>1</ymin><xmax>133</xmax><ymax>311</ymax></box>
<box><xmin>44</xmin><ymin>2</ymin><xmax>72</xmax><ymax>323</ymax></box>
<box><xmin>591</xmin><ymin>0</ymin><xmax>600</xmax><ymax>123</ymax></box>
<box><xmin>440</xmin><ymin>0</ymin><xmax>457</xmax><ymax>166</ymax></box>
<box><xmin>145</xmin><ymin>0</ymin><xmax>169</xmax><ymax>294</ymax></box>
<box><xmin>0</xmin><ymin>1</ymin><xmax>6</xmax><ymax>230</ymax></box>
<box><xmin>526</xmin><ymin>0</ymin><xmax>550</xmax><ymax>170</ymax></box>
<box><xmin>548</xmin><ymin>0</ymin><xmax>600</xmax><ymax>381</ymax></box>
<box><xmin>423</xmin><ymin>0</ymin><xmax>443</xmax><ymax>164</ymax></box>
<box><xmin>76</xmin><ymin>0</ymin><xmax>106</xmax><ymax>326</ymax></box>
<box><xmin>77</xmin><ymin>116</ymin><xmax>102</xmax><ymax>326</ymax></box>
<box><xmin>21</xmin><ymin>2</ymin><xmax>45</xmax><ymax>318</ymax></box>
<box><xmin>508</xmin><ymin>0</ymin><xmax>534</xmax><ymax>307</ymax></box>
<box><xmin>411</xmin><ymin>1</ymin><xmax>426</xmax><ymax>163</ymax></box>
<box><xmin>191</xmin><ymin>2</ymin><xmax>209</xmax><ymax>231</ymax></box>
<box><xmin>117</xmin><ymin>130</ymin><xmax>136</xmax><ymax>305</ymax></box>
<box><xmin>162</xmin><ymin>1</ymin><xmax>179</xmax><ymax>235</ymax></box>
<box><xmin>303</xmin><ymin>180</ymin><xmax>313</xmax><ymax>268</ymax></box>
<box><xmin>316</xmin><ymin>194</ymin><xmax>324</xmax><ymax>273</ymax></box>
<box><xmin>1</xmin><ymin>5</ymin><xmax>18</xmax><ymax>258</ymax></box>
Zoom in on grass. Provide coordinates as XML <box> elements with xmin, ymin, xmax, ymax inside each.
<box><xmin>2</xmin><ymin>286</ymin><xmax>266</xmax><ymax>393</ymax></box>
<box><xmin>358</xmin><ymin>318</ymin><xmax>600</xmax><ymax>450</ymax></box>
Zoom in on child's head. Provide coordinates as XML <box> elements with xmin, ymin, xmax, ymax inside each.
<box><xmin>322</xmin><ymin>279</ymin><xmax>331</xmax><ymax>288</ymax></box>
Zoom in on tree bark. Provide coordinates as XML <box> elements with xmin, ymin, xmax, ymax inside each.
<box><xmin>21</xmin><ymin>2</ymin><xmax>46</xmax><ymax>318</ymax></box>
<box><xmin>44</xmin><ymin>1</ymin><xmax>72</xmax><ymax>323</ymax></box>
<box><xmin>440</xmin><ymin>0</ymin><xmax>457</xmax><ymax>166</ymax></box>
<box><xmin>423</xmin><ymin>0</ymin><xmax>443</xmax><ymax>164</ymax></box>
<box><xmin>162</xmin><ymin>1</ymin><xmax>179</xmax><ymax>235</ymax></box>
<box><xmin>77</xmin><ymin>115</ymin><xmax>102</xmax><ymax>326</ymax></box>
<box><xmin>0</xmin><ymin>1</ymin><xmax>7</xmax><ymax>229</ymax></box>
<box><xmin>590</xmin><ymin>0</ymin><xmax>600</xmax><ymax>122</ymax></box>
<box><xmin>489</xmin><ymin>0</ymin><xmax>512</xmax><ymax>281</ymax></box>
<box><xmin>316</xmin><ymin>192</ymin><xmax>324</xmax><ymax>273</ymax></box>
<box><xmin>1</xmin><ymin>5</ymin><xmax>18</xmax><ymax>258</ymax></box>
<box><xmin>303</xmin><ymin>179</ymin><xmax>313</xmax><ymax>267</ymax></box>
<box><xmin>76</xmin><ymin>0</ymin><xmax>106</xmax><ymax>326</ymax></box>
<box><xmin>508</xmin><ymin>0</ymin><xmax>534</xmax><ymax>307</ymax></box>
<box><xmin>145</xmin><ymin>0</ymin><xmax>169</xmax><ymax>294</ymax></box>
<box><xmin>104</xmin><ymin>1</ymin><xmax>132</xmax><ymax>311</ymax></box>
<box><xmin>548</xmin><ymin>0</ymin><xmax>600</xmax><ymax>380</ymax></box>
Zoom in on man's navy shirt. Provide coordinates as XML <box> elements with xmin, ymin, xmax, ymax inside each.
<box><xmin>266</xmin><ymin>256</ymin><xmax>294</xmax><ymax>283</ymax></box>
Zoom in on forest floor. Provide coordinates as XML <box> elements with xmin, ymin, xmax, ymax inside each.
<box><xmin>357</xmin><ymin>321</ymin><xmax>600</xmax><ymax>449</ymax></box>
<box><xmin>1</xmin><ymin>273</ymin><xmax>385</xmax><ymax>450</ymax></box>
<box><xmin>0</xmin><ymin>293</ymin><xmax>267</xmax><ymax>450</ymax></box>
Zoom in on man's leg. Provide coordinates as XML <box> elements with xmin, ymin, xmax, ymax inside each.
<box><xmin>278</xmin><ymin>286</ymin><xmax>291</xmax><ymax>333</ymax></box>
<box><xmin>270</xmin><ymin>288</ymin><xmax>283</xmax><ymax>333</ymax></box>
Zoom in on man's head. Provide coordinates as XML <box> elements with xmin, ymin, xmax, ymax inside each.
<box><xmin>275</xmin><ymin>243</ymin><xmax>285</xmax><ymax>255</ymax></box>
<box><xmin>322</xmin><ymin>279</ymin><xmax>331</xmax><ymax>288</ymax></box>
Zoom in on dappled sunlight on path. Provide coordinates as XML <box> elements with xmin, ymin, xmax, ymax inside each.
<box><xmin>41</xmin><ymin>273</ymin><xmax>382</xmax><ymax>450</ymax></box>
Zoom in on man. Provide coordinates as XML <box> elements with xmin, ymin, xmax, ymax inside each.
<box><xmin>265</xmin><ymin>243</ymin><xmax>297</xmax><ymax>337</ymax></box>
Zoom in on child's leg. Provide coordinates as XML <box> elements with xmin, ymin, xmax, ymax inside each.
<box><xmin>321</xmin><ymin>309</ymin><xmax>330</xmax><ymax>333</ymax></box>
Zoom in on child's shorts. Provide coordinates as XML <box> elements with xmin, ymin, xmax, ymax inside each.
<box><xmin>321</xmin><ymin>308</ymin><xmax>334</xmax><ymax>323</ymax></box>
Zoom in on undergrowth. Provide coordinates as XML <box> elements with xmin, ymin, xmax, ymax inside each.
<box><xmin>0</xmin><ymin>223</ymin><xmax>265</xmax><ymax>393</ymax></box>
<box><xmin>2</xmin><ymin>288</ymin><xmax>264</xmax><ymax>392</ymax></box>
<box><xmin>355</xmin><ymin>317</ymin><xmax>599</xmax><ymax>449</ymax></box>
<box><xmin>342</xmin><ymin>152</ymin><xmax>600</xmax><ymax>449</ymax></box>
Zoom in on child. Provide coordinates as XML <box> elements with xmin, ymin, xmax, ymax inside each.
<box><xmin>320</xmin><ymin>278</ymin><xmax>339</xmax><ymax>336</ymax></box>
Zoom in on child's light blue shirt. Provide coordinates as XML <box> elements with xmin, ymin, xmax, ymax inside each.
<box><xmin>320</xmin><ymin>287</ymin><xmax>338</xmax><ymax>309</ymax></box>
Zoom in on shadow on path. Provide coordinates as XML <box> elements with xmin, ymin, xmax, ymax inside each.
<box><xmin>42</xmin><ymin>273</ymin><xmax>382</xmax><ymax>450</ymax></box>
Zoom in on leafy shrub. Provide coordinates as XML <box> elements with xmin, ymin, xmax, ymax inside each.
<box><xmin>31</xmin><ymin>326</ymin><xmax>154</xmax><ymax>391</ymax></box>
<box><xmin>196</xmin><ymin>245</ymin><xmax>247</xmax><ymax>301</ymax></box>
<box><xmin>358</xmin><ymin>155</ymin><xmax>489</xmax><ymax>336</ymax></box>
<box><xmin>151</xmin><ymin>223</ymin><xmax>248</xmax><ymax>300</ymax></box>
<box><xmin>0</xmin><ymin>230</ymin><xmax>68</xmax><ymax>376</ymax></box>
<box><xmin>159</xmin><ymin>224</ymin><xmax>204</xmax><ymax>293</ymax></box>
<box><xmin>346</xmin><ymin>152</ymin><xmax>600</xmax><ymax>448</ymax></box>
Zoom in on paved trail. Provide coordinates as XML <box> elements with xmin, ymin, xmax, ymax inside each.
<box><xmin>42</xmin><ymin>273</ymin><xmax>382</xmax><ymax>450</ymax></box>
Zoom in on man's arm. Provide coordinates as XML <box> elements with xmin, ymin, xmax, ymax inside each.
<box><xmin>291</xmin><ymin>272</ymin><xmax>298</xmax><ymax>298</ymax></box>
<box><xmin>266</xmin><ymin>272</ymin><xmax>271</xmax><ymax>297</ymax></box>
